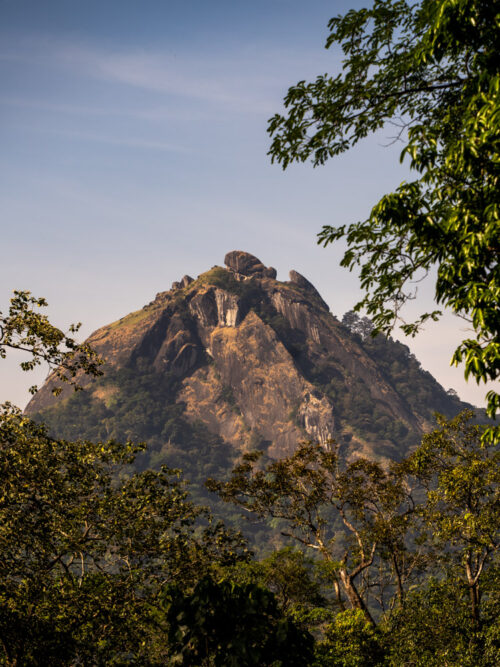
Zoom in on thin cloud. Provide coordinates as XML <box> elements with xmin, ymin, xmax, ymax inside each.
<box><xmin>0</xmin><ymin>34</ymin><xmax>338</xmax><ymax>116</ymax></box>
<box><xmin>0</xmin><ymin>95</ymin><xmax>223</xmax><ymax>124</ymax></box>
<box><xmin>61</xmin><ymin>45</ymin><xmax>281</xmax><ymax>114</ymax></box>
<box><xmin>66</xmin><ymin>129</ymin><xmax>190</xmax><ymax>153</ymax></box>
<box><xmin>18</xmin><ymin>124</ymin><xmax>190</xmax><ymax>153</ymax></box>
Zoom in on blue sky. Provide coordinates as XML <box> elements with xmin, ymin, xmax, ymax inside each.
<box><xmin>0</xmin><ymin>0</ymin><xmax>493</xmax><ymax>408</ymax></box>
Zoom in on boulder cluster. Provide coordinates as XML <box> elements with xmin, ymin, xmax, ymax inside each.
<box><xmin>224</xmin><ymin>250</ymin><xmax>277</xmax><ymax>279</ymax></box>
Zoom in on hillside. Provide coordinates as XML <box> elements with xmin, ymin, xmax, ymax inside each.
<box><xmin>27</xmin><ymin>251</ymin><xmax>470</xmax><ymax>506</ymax></box>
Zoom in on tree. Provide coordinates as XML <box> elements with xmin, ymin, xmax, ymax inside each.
<box><xmin>314</xmin><ymin>609</ymin><xmax>384</xmax><ymax>667</ymax></box>
<box><xmin>0</xmin><ymin>405</ymin><xmax>248</xmax><ymax>665</ymax></box>
<box><xmin>403</xmin><ymin>410</ymin><xmax>500</xmax><ymax>625</ymax></box>
<box><xmin>341</xmin><ymin>311</ymin><xmax>374</xmax><ymax>340</ymax></box>
<box><xmin>209</xmin><ymin>412</ymin><xmax>499</xmax><ymax>661</ymax></box>
<box><xmin>383</xmin><ymin>577</ymin><xmax>500</xmax><ymax>667</ymax></box>
<box><xmin>162</xmin><ymin>576</ymin><xmax>314</xmax><ymax>666</ymax></box>
<box><xmin>268</xmin><ymin>0</ymin><xmax>499</xmax><ymax>427</ymax></box>
<box><xmin>224</xmin><ymin>547</ymin><xmax>327</xmax><ymax>613</ymax></box>
<box><xmin>251</xmin><ymin>547</ymin><xmax>327</xmax><ymax>616</ymax></box>
<box><xmin>222</xmin><ymin>547</ymin><xmax>334</xmax><ymax>636</ymax></box>
<box><xmin>0</xmin><ymin>290</ymin><xmax>103</xmax><ymax>395</ymax></box>
<box><xmin>207</xmin><ymin>443</ymin><xmax>419</xmax><ymax>627</ymax></box>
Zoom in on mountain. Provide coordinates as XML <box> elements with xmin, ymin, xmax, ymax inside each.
<box><xmin>27</xmin><ymin>251</ymin><xmax>469</xmax><ymax>501</ymax></box>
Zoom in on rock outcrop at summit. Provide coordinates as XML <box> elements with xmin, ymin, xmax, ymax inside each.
<box><xmin>27</xmin><ymin>251</ymin><xmax>467</xmax><ymax>468</ymax></box>
<box><xmin>224</xmin><ymin>250</ymin><xmax>277</xmax><ymax>279</ymax></box>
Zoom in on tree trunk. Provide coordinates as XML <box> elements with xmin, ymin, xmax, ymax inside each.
<box><xmin>338</xmin><ymin>568</ymin><xmax>376</xmax><ymax>626</ymax></box>
<box><xmin>465</xmin><ymin>552</ymin><xmax>481</xmax><ymax>625</ymax></box>
<box><xmin>392</xmin><ymin>552</ymin><xmax>405</xmax><ymax>608</ymax></box>
<box><xmin>468</xmin><ymin>581</ymin><xmax>480</xmax><ymax>625</ymax></box>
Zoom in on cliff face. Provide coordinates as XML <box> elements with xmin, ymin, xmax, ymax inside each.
<box><xmin>27</xmin><ymin>251</ymin><xmax>467</xmax><ymax>469</ymax></box>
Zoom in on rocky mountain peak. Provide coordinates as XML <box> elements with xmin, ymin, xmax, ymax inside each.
<box><xmin>27</xmin><ymin>251</ymin><xmax>467</xmax><ymax>471</ymax></box>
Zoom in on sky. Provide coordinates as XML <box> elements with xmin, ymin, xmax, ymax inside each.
<box><xmin>0</xmin><ymin>0</ymin><xmax>494</xmax><ymax>409</ymax></box>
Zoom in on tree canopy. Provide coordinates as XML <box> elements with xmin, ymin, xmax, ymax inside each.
<box><xmin>403</xmin><ymin>410</ymin><xmax>500</xmax><ymax>624</ymax></box>
<box><xmin>163</xmin><ymin>577</ymin><xmax>314</xmax><ymax>666</ymax></box>
<box><xmin>209</xmin><ymin>410</ymin><xmax>500</xmax><ymax>665</ymax></box>
<box><xmin>0</xmin><ymin>290</ymin><xmax>103</xmax><ymax>395</ymax></box>
<box><xmin>208</xmin><ymin>441</ymin><xmax>420</xmax><ymax>627</ymax></box>
<box><xmin>0</xmin><ymin>405</ymin><xmax>249</xmax><ymax>665</ymax></box>
<box><xmin>268</xmin><ymin>0</ymin><xmax>499</xmax><ymax>427</ymax></box>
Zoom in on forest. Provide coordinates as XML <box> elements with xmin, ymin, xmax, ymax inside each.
<box><xmin>1</xmin><ymin>0</ymin><xmax>499</xmax><ymax>664</ymax></box>
<box><xmin>1</xmin><ymin>400</ymin><xmax>499</xmax><ymax>666</ymax></box>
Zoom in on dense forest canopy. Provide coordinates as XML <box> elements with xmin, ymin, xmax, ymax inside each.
<box><xmin>2</xmin><ymin>400</ymin><xmax>498</xmax><ymax>665</ymax></box>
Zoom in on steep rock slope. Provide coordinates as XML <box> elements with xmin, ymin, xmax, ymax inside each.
<box><xmin>28</xmin><ymin>251</ymin><xmax>468</xmax><ymax>487</ymax></box>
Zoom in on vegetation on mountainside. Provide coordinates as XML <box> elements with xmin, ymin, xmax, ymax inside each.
<box><xmin>108</xmin><ymin>307</ymin><xmax>154</xmax><ymax>331</ymax></box>
<box><xmin>268</xmin><ymin>0</ymin><xmax>500</xmax><ymax>430</ymax></box>
<box><xmin>341</xmin><ymin>311</ymin><xmax>467</xmax><ymax>421</ymax></box>
<box><xmin>263</xmin><ymin>306</ymin><xmax>468</xmax><ymax>453</ymax></box>
<box><xmin>195</xmin><ymin>267</ymin><xmax>242</xmax><ymax>292</ymax></box>
<box><xmin>33</xmin><ymin>367</ymin><xmax>238</xmax><ymax>509</ymax></box>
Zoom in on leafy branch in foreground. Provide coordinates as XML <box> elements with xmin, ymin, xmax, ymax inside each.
<box><xmin>162</xmin><ymin>576</ymin><xmax>314</xmax><ymax>666</ymax></box>
<box><xmin>0</xmin><ymin>290</ymin><xmax>103</xmax><ymax>394</ymax></box>
<box><xmin>268</xmin><ymin>0</ymin><xmax>499</xmax><ymax>426</ymax></box>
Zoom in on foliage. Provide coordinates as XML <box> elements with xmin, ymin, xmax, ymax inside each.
<box><xmin>0</xmin><ymin>290</ymin><xmax>103</xmax><ymax>395</ymax></box>
<box><xmin>341</xmin><ymin>312</ymin><xmax>374</xmax><ymax>341</ymax></box>
<box><xmin>342</xmin><ymin>310</ymin><xmax>468</xmax><ymax>422</ymax></box>
<box><xmin>207</xmin><ymin>442</ymin><xmax>419</xmax><ymax>626</ymax></box>
<box><xmin>314</xmin><ymin>609</ymin><xmax>384</xmax><ymax>667</ymax></box>
<box><xmin>5</xmin><ymin>403</ymin><xmax>497</xmax><ymax>662</ymax></box>
<box><xmin>268</xmin><ymin>0</ymin><xmax>500</xmax><ymax>425</ymax></box>
<box><xmin>221</xmin><ymin>547</ymin><xmax>335</xmax><ymax>638</ymax></box>
<box><xmin>252</xmin><ymin>547</ymin><xmax>327</xmax><ymax>614</ymax></box>
<box><xmin>0</xmin><ymin>405</ymin><xmax>248</xmax><ymax>665</ymax></box>
<box><xmin>210</xmin><ymin>410</ymin><xmax>499</xmax><ymax>630</ymax></box>
<box><xmin>383</xmin><ymin>577</ymin><xmax>500</xmax><ymax>666</ymax></box>
<box><xmin>163</xmin><ymin>576</ymin><xmax>314</xmax><ymax>666</ymax></box>
<box><xmin>403</xmin><ymin>409</ymin><xmax>500</xmax><ymax>622</ymax></box>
